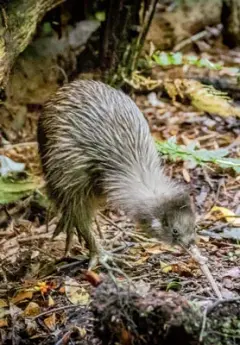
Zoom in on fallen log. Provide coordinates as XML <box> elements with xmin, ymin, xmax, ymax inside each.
<box><xmin>92</xmin><ymin>280</ymin><xmax>240</xmax><ymax>345</ymax></box>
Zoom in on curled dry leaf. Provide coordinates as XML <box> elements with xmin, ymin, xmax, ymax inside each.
<box><xmin>85</xmin><ymin>270</ymin><xmax>102</xmax><ymax>287</ymax></box>
<box><xmin>11</xmin><ymin>290</ymin><xmax>33</xmax><ymax>305</ymax></box>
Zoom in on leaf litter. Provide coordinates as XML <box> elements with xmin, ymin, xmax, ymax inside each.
<box><xmin>0</xmin><ymin>37</ymin><xmax>240</xmax><ymax>345</ymax></box>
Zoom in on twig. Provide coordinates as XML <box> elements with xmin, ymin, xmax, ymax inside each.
<box><xmin>200</xmin><ymin>263</ymin><xmax>222</xmax><ymax>299</ymax></box>
<box><xmin>199</xmin><ymin>306</ymin><xmax>208</xmax><ymax>342</ymax></box>
<box><xmin>207</xmin><ymin>297</ymin><xmax>240</xmax><ymax>315</ymax></box>
<box><xmin>32</xmin><ymin>304</ymin><xmax>84</xmax><ymax>320</ymax></box>
<box><xmin>186</xmin><ymin>245</ymin><xmax>223</xmax><ymax>299</ymax></box>
<box><xmin>173</xmin><ymin>30</ymin><xmax>210</xmax><ymax>52</ymax></box>
<box><xmin>99</xmin><ymin>211</ymin><xmax>124</xmax><ymax>232</ymax></box>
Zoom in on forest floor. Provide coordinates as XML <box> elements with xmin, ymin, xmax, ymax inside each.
<box><xmin>0</xmin><ymin>38</ymin><xmax>239</xmax><ymax>344</ymax></box>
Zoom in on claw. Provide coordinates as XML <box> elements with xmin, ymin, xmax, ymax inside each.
<box><xmin>88</xmin><ymin>248</ymin><xmax>112</xmax><ymax>271</ymax></box>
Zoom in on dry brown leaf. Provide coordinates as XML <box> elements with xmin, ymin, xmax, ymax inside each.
<box><xmin>44</xmin><ymin>313</ymin><xmax>56</xmax><ymax>331</ymax></box>
<box><xmin>65</xmin><ymin>277</ymin><xmax>90</xmax><ymax>306</ymax></box>
<box><xmin>0</xmin><ymin>299</ymin><xmax>8</xmax><ymax>308</ymax></box>
<box><xmin>11</xmin><ymin>290</ymin><xmax>33</xmax><ymax>305</ymax></box>
<box><xmin>85</xmin><ymin>270</ymin><xmax>102</xmax><ymax>287</ymax></box>
<box><xmin>134</xmin><ymin>255</ymin><xmax>149</xmax><ymax>265</ymax></box>
<box><xmin>145</xmin><ymin>242</ymin><xmax>178</xmax><ymax>253</ymax></box>
<box><xmin>0</xmin><ymin>318</ymin><xmax>8</xmax><ymax>327</ymax></box>
<box><xmin>171</xmin><ymin>260</ymin><xmax>200</xmax><ymax>277</ymax></box>
<box><xmin>145</xmin><ymin>245</ymin><xmax>165</xmax><ymax>255</ymax></box>
<box><xmin>23</xmin><ymin>302</ymin><xmax>41</xmax><ymax>317</ymax></box>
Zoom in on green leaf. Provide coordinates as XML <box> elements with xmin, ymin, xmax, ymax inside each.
<box><xmin>95</xmin><ymin>11</ymin><xmax>106</xmax><ymax>22</ymax></box>
<box><xmin>152</xmin><ymin>52</ymin><xmax>223</xmax><ymax>71</ymax></box>
<box><xmin>0</xmin><ymin>175</ymin><xmax>42</xmax><ymax>205</ymax></box>
<box><xmin>156</xmin><ymin>137</ymin><xmax>240</xmax><ymax>174</ymax></box>
<box><xmin>42</xmin><ymin>22</ymin><xmax>52</xmax><ymax>35</ymax></box>
<box><xmin>166</xmin><ymin>281</ymin><xmax>181</xmax><ymax>291</ymax></box>
<box><xmin>153</xmin><ymin>52</ymin><xmax>182</xmax><ymax>66</ymax></box>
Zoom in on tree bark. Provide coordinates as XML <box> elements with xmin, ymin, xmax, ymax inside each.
<box><xmin>100</xmin><ymin>0</ymin><xmax>158</xmax><ymax>86</ymax></box>
<box><xmin>222</xmin><ymin>0</ymin><xmax>240</xmax><ymax>47</ymax></box>
<box><xmin>0</xmin><ymin>0</ymin><xmax>66</xmax><ymax>96</ymax></box>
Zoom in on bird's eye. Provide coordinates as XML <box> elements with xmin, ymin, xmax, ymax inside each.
<box><xmin>172</xmin><ymin>228</ymin><xmax>179</xmax><ymax>236</ymax></box>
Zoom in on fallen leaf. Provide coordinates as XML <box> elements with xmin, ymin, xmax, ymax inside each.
<box><xmin>171</xmin><ymin>263</ymin><xmax>194</xmax><ymax>276</ymax></box>
<box><xmin>0</xmin><ymin>299</ymin><xmax>8</xmax><ymax>308</ymax></box>
<box><xmin>44</xmin><ymin>313</ymin><xmax>56</xmax><ymax>331</ymax></box>
<box><xmin>0</xmin><ymin>175</ymin><xmax>43</xmax><ymax>204</ymax></box>
<box><xmin>166</xmin><ymin>281</ymin><xmax>182</xmax><ymax>291</ymax></box>
<box><xmin>0</xmin><ymin>319</ymin><xmax>8</xmax><ymax>327</ymax></box>
<box><xmin>85</xmin><ymin>270</ymin><xmax>102</xmax><ymax>287</ymax></box>
<box><xmin>0</xmin><ymin>307</ymin><xmax>9</xmax><ymax>318</ymax></box>
<box><xmin>160</xmin><ymin>261</ymin><xmax>173</xmax><ymax>273</ymax></box>
<box><xmin>11</xmin><ymin>290</ymin><xmax>33</xmax><ymax>304</ymax></box>
<box><xmin>75</xmin><ymin>326</ymin><xmax>87</xmax><ymax>338</ymax></box>
<box><xmin>48</xmin><ymin>295</ymin><xmax>55</xmax><ymax>306</ymax></box>
<box><xmin>134</xmin><ymin>255</ymin><xmax>149</xmax><ymax>265</ymax></box>
<box><xmin>146</xmin><ymin>245</ymin><xmax>164</xmax><ymax>255</ymax></box>
<box><xmin>145</xmin><ymin>243</ymin><xmax>177</xmax><ymax>254</ymax></box>
<box><xmin>65</xmin><ymin>277</ymin><xmax>90</xmax><ymax>305</ymax></box>
<box><xmin>210</xmin><ymin>206</ymin><xmax>240</xmax><ymax>226</ymax></box>
<box><xmin>120</xmin><ymin>327</ymin><xmax>132</xmax><ymax>345</ymax></box>
<box><xmin>23</xmin><ymin>302</ymin><xmax>41</xmax><ymax>317</ymax></box>
<box><xmin>59</xmin><ymin>286</ymin><xmax>65</xmax><ymax>294</ymax></box>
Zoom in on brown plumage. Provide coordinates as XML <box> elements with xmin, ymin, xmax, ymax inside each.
<box><xmin>37</xmin><ymin>80</ymin><xmax>196</xmax><ymax>268</ymax></box>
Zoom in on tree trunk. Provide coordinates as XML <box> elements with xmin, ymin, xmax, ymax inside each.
<box><xmin>222</xmin><ymin>0</ymin><xmax>240</xmax><ymax>47</ymax></box>
<box><xmin>100</xmin><ymin>0</ymin><xmax>158</xmax><ymax>87</ymax></box>
<box><xmin>0</xmin><ymin>0</ymin><xmax>66</xmax><ymax>97</ymax></box>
